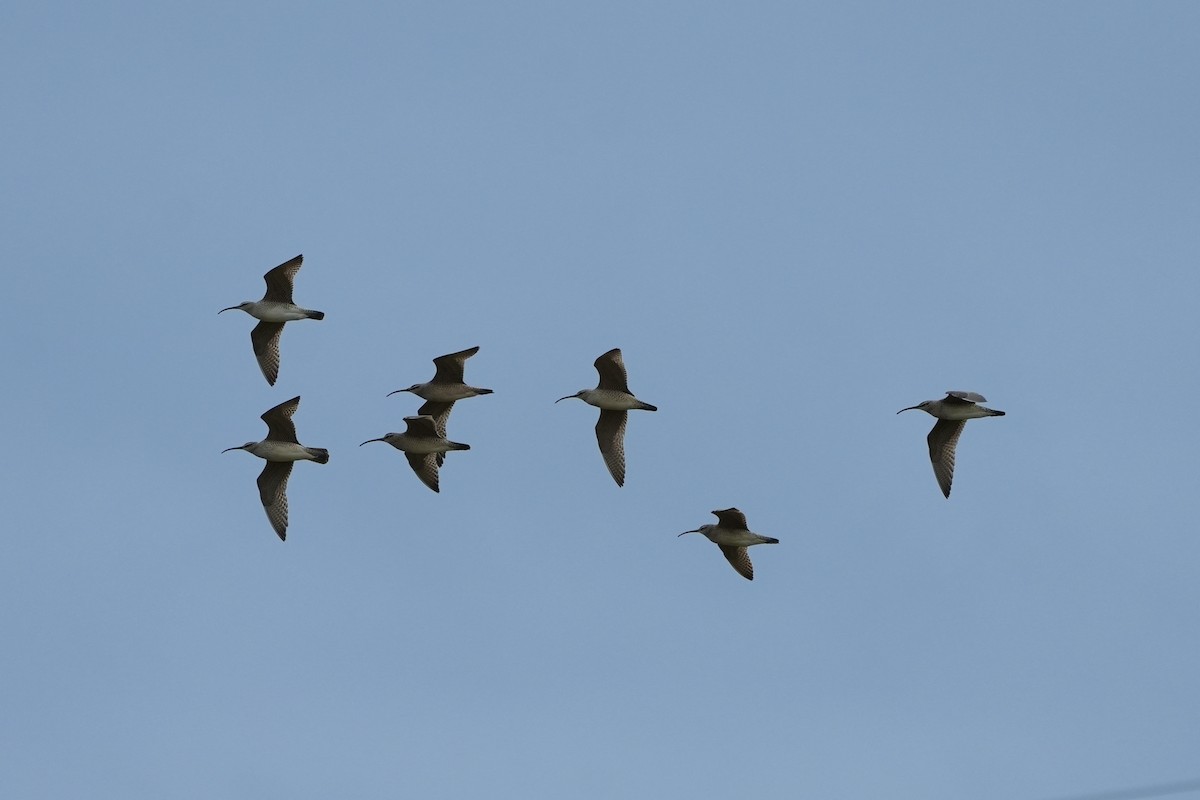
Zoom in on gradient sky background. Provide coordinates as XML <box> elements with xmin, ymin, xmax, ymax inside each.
<box><xmin>3</xmin><ymin>3</ymin><xmax>1199</xmax><ymax>798</ymax></box>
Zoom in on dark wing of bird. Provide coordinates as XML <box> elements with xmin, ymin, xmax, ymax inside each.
<box><xmin>944</xmin><ymin>390</ymin><xmax>986</xmax><ymax>404</ymax></box>
<box><xmin>719</xmin><ymin>545</ymin><xmax>755</xmax><ymax>580</ymax></box>
<box><xmin>712</xmin><ymin>508</ymin><xmax>749</xmax><ymax>530</ymax></box>
<box><xmin>257</xmin><ymin>461</ymin><xmax>293</xmax><ymax>540</ymax></box>
<box><xmin>250</xmin><ymin>321</ymin><xmax>285</xmax><ymax>386</ymax></box>
<box><xmin>403</xmin><ymin>415</ymin><xmax>441</xmax><ymax>438</ymax></box>
<box><xmin>431</xmin><ymin>346</ymin><xmax>479</xmax><ymax>384</ymax></box>
<box><xmin>595</xmin><ymin>409</ymin><xmax>627</xmax><ymax>487</ymax></box>
<box><xmin>262</xmin><ymin>254</ymin><xmax>303</xmax><ymax>303</ymax></box>
<box><xmin>405</xmin><ymin>452</ymin><xmax>441</xmax><ymax>492</ymax></box>
<box><xmin>593</xmin><ymin>348</ymin><xmax>630</xmax><ymax>392</ymax></box>
<box><xmin>927</xmin><ymin>419</ymin><xmax>966</xmax><ymax>498</ymax></box>
<box><xmin>261</xmin><ymin>396</ymin><xmax>301</xmax><ymax>443</ymax></box>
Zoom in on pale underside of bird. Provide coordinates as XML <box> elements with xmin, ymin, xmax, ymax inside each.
<box><xmin>219</xmin><ymin>254</ymin><xmax>325</xmax><ymax>386</ymax></box>
<box><xmin>556</xmin><ymin>348</ymin><xmax>657</xmax><ymax>487</ymax></box>
<box><xmin>897</xmin><ymin>390</ymin><xmax>1005</xmax><ymax>498</ymax></box>
<box><xmin>223</xmin><ymin>395</ymin><xmax>329</xmax><ymax>541</ymax></box>
<box><xmin>678</xmin><ymin>507</ymin><xmax>779</xmax><ymax>581</ymax></box>
<box><xmin>387</xmin><ymin>346</ymin><xmax>492</xmax><ymax>465</ymax></box>
<box><xmin>360</xmin><ymin>414</ymin><xmax>471</xmax><ymax>493</ymax></box>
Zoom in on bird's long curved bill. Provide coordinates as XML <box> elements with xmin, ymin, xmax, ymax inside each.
<box><xmin>385</xmin><ymin>389</ymin><xmax>405</xmax><ymax>397</ymax></box>
<box><xmin>554</xmin><ymin>395</ymin><xmax>573</xmax><ymax>403</ymax></box>
<box><xmin>217</xmin><ymin>306</ymin><xmax>239</xmax><ymax>314</ymax></box>
<box><xmin>677</xmin><ymin>529</ymin><xmax>701</xmax><ymax>537</ymax></box>
<box><xmin>896</xmin><ymin>405</ymin><xmax>921</xmax><ymax>414</ymax></box>
<box><xmin>221</xmin><ymin>445</ymin><xmax>244</xmax><ymax>453</ymax></box>
<box><xmin>360</xmin><ymin>438</ymin><xmax>385</xmax><ymax>446</ymax></box>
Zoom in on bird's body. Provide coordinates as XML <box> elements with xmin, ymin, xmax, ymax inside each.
<box><xmin>223</xmin><ymin>396</ymin><xmax>329</xmax><ymax>541</ymax></box>
<box><xmin>236</xmin><ymin>439</ymin><xmax>327</xmax><ymax>462</ymax></box>
<box><xmin>360</xmin><ymin>415</ymin><xmax>470</xmax><ymax>493</ymax></box>
<box><xmin>557</xmin><ymin>348</ymin><xmax>657</xmax><ymax>487</ymax></box>
<box><xmin>568</xmin><ymin>388</ymin><xmax>656</xmax><ymax>411</ymax></box>
<box><xmin>401</xmin><ymin>382</ymin><xmax>490</xmax><ymax>403</ymax></box>
<box><xmin>679</xmin><ymin>508</ymin><xmax>778</xmax><ymax>581</ymax></box>
<box><xmin>220</xmin><ymin>254</ymin><xmax>324</xmax><ymax>385</ymax></box>
<box><xmin>898</xmin><ymin>390</ymin><xmax>1005</xmax><ymax>498</ymax></box>
<box><xmin>229</xmin><ymin>303</ymin><xmax>321</xmax><ymax>324</ymax></box>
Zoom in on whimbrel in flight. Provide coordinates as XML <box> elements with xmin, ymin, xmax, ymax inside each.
<box><xmin>387</xmin><ymin>346</ymin><xmax>492</xmax><ymax>463</ymax></box>
<box><xmin>219</xmin><ymin>254</ymin><xmax>325</xmax><ymax>386</ymax></box>
<box><xmin>360</xmin><ymin>415</ymin><xmax>471</xmax><ymax>493</ymax></box>
<box><xmin>223</xmin><ymin>396</ymin><xmax>329</xmax><ymax>541</ymax></box>
<box><xmin>678</xmin><ymin>508</ymin><xmax>779</xmax><ymax>581</ymax></box>
<box><xmin>556</xmin><ymin>348</ymin><xmax>657</xmax><ymax>487</ymax></box>
<box><xmin>897</xmin><ymin>391</ymin><xmax>1005</xmax><ymax>498</ymax></box>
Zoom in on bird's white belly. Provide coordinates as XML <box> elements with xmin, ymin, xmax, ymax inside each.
<box><xmin>414</xmin><ymin>384</ymin><xmax>475</xmax><ymax>402</ymax></box>
<box><xmin>581</xmin><ymin>390</ymin><xmax>642</xmax><ymax>410</ymax></box>
<box><xmin>933</xmin><ymin>406</ymin><xmax>993</xmax><ymax>421</ymax></box>
<box><xmin>705</xmin><ymin>529</ymin><xmax>767</xmax><ymax>547</ymax></box>
<box><xmin>252</xmin><ymin>441</ymin><xmax>314</xmax><ymax>461</ymax></box>
<box><xmin>252</xmin><ymin>303</ymin><xmax>311</xmax><ymax>323</ymax></box>
<box><xmin>393</xmin><ymin>437</ymin><xmax>452</xmax><ymax>455</ymax></box>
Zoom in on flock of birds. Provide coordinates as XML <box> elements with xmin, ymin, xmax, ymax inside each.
<box><xmin>220</xmin><ymin>255</ymin><xmax>1006</xmax><ymax>580</ymax></box>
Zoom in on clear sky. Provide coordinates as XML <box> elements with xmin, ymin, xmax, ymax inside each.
<box><xmin>3</xmin><ymin>3</ymin><xmax>1199</xmax><ymax>798</ymax></box>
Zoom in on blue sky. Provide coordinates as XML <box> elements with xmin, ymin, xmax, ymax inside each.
<box><xmin>3</xmin><ymin>3</ymin><xmax>1199</xmax><ymax>798</ymax></box>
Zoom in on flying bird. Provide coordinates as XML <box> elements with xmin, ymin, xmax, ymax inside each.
<box><xmin>556</xmin><ymin>348</ymin><xmax>657</xmax><ymax>487</ymax></box>
<box><xmin>223</xmin><ymin>396</ymin><xmax>329</xmax><ymax>541</ymax></box>
<box><xmin>897</xmin><ymin>390</ymin><xmax>1005</xmax><ymax>497</ymax></box>
<box><xmin>678</xmin><ymin>508</ymin><xmax>779</xmax><ymax>581</ymax></box>
<box><xmin>219</xmin><ymin>254</ymin><xmax>325</xmax><ymax>385</ymax></box>
<box><xmin>360</xmin><ymin>415</ymin><xmax>471</xmax><ymax>493</ymax></box>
